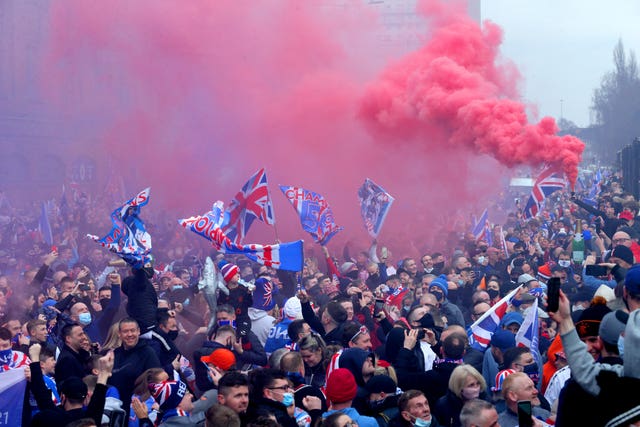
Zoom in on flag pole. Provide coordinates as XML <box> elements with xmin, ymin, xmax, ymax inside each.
<box><xmin>266</xmin><ymin>181</ymin><xmax>280</xmax><ymax>243</ymax></box>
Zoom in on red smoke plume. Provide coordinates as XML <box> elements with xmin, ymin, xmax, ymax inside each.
<box><xmin>33</xmin><ymin>0</ymin><xmax>584</xmax><ymax>257</ymax></box>
<box><xmin>359</xmin><ymin>0</ymin><xmax>584</xmax><ymax>188</ymax></box>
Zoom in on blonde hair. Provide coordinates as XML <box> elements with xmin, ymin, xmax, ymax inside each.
<box><xmin>101</xmin><ymin>323</ymin><xmax>122</xmax><ymax>351</ymax></box>
<box><xmin>448</xmin><ymin>365</ymin><xmax>486</xmax><ymax>399</ymax></box>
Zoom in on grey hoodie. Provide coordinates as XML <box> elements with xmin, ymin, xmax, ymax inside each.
<box><xmin>561</xmin><ymin>308</ymin><xmax>640</xmax><ymax>395</ymax></box>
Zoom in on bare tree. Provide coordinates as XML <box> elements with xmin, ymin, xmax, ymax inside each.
<box><xmin>591</xmin><ymin>39</ymin><xmax>640</xmax><ymax>160</ymax></box>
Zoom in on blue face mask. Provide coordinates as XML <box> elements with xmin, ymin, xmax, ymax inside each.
<box><xmin>618</xmin><ymin>335</ymin><xmax>624</xmax><ymax>357</ymax></box>
<box><xmin>282</xmin><ymin>392</ymin><xmax>294</xmax><ymax>407</ymax></box>
<box><xmin>78</xmin><ymin>312</ymin><xmax>92</xmax><ymax>326</ymax></box>
<box><xmin>172</xmin><ymin>285</ymin><xmax>182</xmax><ymax>291</ymax></box>
<box><xmin>0</xmin><ymin>349</ymin><xmax>12</xmax><ymax>365</ymax></box>
<box><xmin>414</xmin><ymin>417</ymin><xmax>432</xmax><ymax>427</ymax></box>
<box><xmin>217</xmin><ymin>320</ymin><xmax>236</xmax><ymax>328</ymax></box>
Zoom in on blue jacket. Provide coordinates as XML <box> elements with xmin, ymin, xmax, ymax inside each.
<box><xmin>265</xmin><ymin>318</ymin><xmax>293</xmax><ymax>354</ymax></box>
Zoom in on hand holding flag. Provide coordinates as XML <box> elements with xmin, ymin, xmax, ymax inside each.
<box><xmin>87</xmin><ymin>188</ymin><xmax>152</xmax><ymax>269</ymax></box>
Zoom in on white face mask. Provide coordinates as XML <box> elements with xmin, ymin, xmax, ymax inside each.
<box><xmin>461</xmin><ymin>385</ymin><xmax>481</xmax><ymax>400</ymax></box>
<box><xmin>558</xmin><ymin>260</ymin><xmax>571</xmax><ymax>268</ymax></box>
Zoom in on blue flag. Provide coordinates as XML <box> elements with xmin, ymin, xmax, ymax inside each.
<box><xmin>39</xmin><ymin>201</ymin><xmax>53</xmax><ymax>246</ymax></box>
<box><xmin>88</xmin><ymin>188</ymin><xmax>152</xmax><ymax>268</ymax></box>
<box><xmin>0</xmin><ymin>368</ymin><xmax>27</xmax><ymax>426</ymax></box>
<box><xmin>279</xmin><ymin>186</ymin><xmax>343</xmax><ymax>245</ymax></box>
<box><xmin>358</xmin><ymin>178</ymin><xmax>394</xmax><ymax>238</ymax></box>
<box><xmin>179</xmin><ymin>201</ymin><xmax>303</xmax><ymax>271</ymax></box>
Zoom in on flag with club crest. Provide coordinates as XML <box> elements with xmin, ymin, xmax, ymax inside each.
<box><xmin>358</xmin><ymin>178</ymin><xmax>394</xmax><ymax>238</ymax></box>
<box><xmin>179</xmin><ymin>201</ymin><xmax>303</xmax><ymax>271</ymax></box>
<box><xmin>87</xmin><ymin>188</ymin><xmax>152</xmax><ymax>268</ymax></box>
<box><xmin>522</xmin><ymin>166</ymin><xmax>566</xmax><ymax>219</ymax></box>
<box><xmin>279</xmin><ymin>186</ymin><xmax>343</xmax><ymax>245</ymax></box>
<box><xmin>222</xmin><ymin>168</ymin><xmax>276</xmax><ymax>244</ymax></box>
<box><xmin>468</xmin><ymin>286</ymin><xmax>522</xmax><ymax>351</ymax></box>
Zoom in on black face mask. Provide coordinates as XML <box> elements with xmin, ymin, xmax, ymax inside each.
<box><xmin>487</xmin><ymin>289</ymin><xmax>500</xmax><ymax>300</ymax></box>
<box><xmin>167</xmin><ymin>330</ymin><xmax>179</xmax><ymax>341</ymax></box>
<box><xmin>346</xmin><ymin>270</ymin><xmax>359</xmax><ymax>280</ymax></box>
<box><xmin>99</xmin><ymin>298</ymin><xmax>110</xmax><ymax>310</ymax></box>
<box><xmin>143</xmin><ymin>267</ymin><xmax>155</xmax><ymax>279</ymax></box>
<box><xmin>431</xmin><ymin>290</ymin><xmax>444</xmax><ymax>302</ymax></box>
<box><xmin>433</xmin><ymin>262</ymin><xmax>445</xmax><ymax>271</ymax></box>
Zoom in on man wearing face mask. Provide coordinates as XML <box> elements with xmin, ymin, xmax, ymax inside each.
<box><xmin>502</xmin><ymin>347</ymin><xmax>549</xmax><ymax>411</ymax></box>
<box><xmin>149</xmin><ymin>309</ymin><xmax>182</xmax><ymax>374</ymax></box>
<box><xmin>122</xmin><ymin>261</ymin><xmax>159</xmax><ymax>338</ymax></box>
<box><xmin>392</xmin><ymin>389</ymin><xmax>440</xmax><ymax>427</ymax></box>
<box><xmin>249</xmin><ymin>368</ymin><xmax>300</xmax><ymax>427</ymax></box>
<box><xmin>365</xmin><ymin>374</ymin><xmax>400</xmax><ymax>427</ymax></box>
<box><xmin>93</xmin><ymin>272</ymin><xmax>122</xmax><ymax>342</ymax></box>
<box><xmin>428</xmin><ymin>275</ymin><xmax>465</xmax><ymax>327</ymax></box>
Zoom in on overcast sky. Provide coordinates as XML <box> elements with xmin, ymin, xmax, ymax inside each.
<box><xmin>481</xmin><ymin>0</ymin><xmax>640</xmax><ymax>128</ymax></box>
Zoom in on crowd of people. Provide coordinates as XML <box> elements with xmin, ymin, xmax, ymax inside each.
<box><xmin>1</xmin><ymin>167</ymin><xmax>640</xmax><ymax>427</ymax></box>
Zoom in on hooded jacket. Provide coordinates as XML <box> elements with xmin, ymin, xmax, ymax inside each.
<box><xmin>339</xmin><ymin>348</ymin><xmax>374</xmax><ymax>414</ymax></box>
<box><xmin>122</xmin><ymin>268</ymin><xmax>158</xmax><ymax>333</ymax></box>
<box><xmin>560</xmin><ymin>308</ymin><xmax>640</xmax><ymax>396</ymax></box>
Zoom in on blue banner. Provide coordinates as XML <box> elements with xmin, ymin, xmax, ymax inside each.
<box><xmin>358</xmin><ymin>178</ymin><xmax>394</xmax><ymax>238</ymax></box>
<box><xmin>0</xmin><ymin>368</ymin><xmax>27</xmax><ymax>426</ymax></box>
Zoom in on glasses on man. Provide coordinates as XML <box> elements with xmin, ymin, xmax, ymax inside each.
<box><xmin>268</xmin><ymin>385</ymin><xmax>293</xmax><ymax>392</ymax></box>
<box><xmin>473</xmin><ymin>311</ymin><xmax>487</xmax><ymax>317</ymax></box>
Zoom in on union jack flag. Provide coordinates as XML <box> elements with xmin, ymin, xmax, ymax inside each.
<box><xmin>468</xmin><ymin>286</ymin><xmax>522</xmax><ymax>351</ymax></box>
<box><xmin>523</xmin><ymin>166</ymin><xmax>566</xmax><ymax>219</ymax></box>
<box><xmin>223</xmin><ymin>168</ymin><xmax>275</xmax><ymax>244</ymax></box>
<box><xmin>470</xmin><ymin>209</ymin><xmax>492</xmax><ymax>246</ymax></box>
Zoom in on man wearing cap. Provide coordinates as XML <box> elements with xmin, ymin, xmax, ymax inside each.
<box><xmin>482</xmin><ymin>329</ymin><xmax>516</xmax><ymax>397</ymax></box>
<box><xmin>428</xmin><ymin>275</ymin><xmax>465</xmax><ymax>327</ymax></box>
<box><xmin>249</xmin><ymin>277</ymin><xmax>278</xmax><ymax>347</ymax></box>
<box><xmin>322</xmin><ymin>368</ymin><xmax>378</xmax><ymax>427</ymax></box>
<box><xmin>30</xmin><ymin>343</ymin><xmax>114</xmax><ymax>427</ymax></box>
<box><xmin>365</xmin><ymin>374</ymin><xmax>400</xmax><ymax>427</ymax></box>
<box><xmin>338</xmin><ymin>347</ymin><xmax>377</xmax><ymax>413</ymax></box>
<box><xmin>218</xmin><ymin>260</ymin><xmax>253</xmax><ymax>325</ymax></box>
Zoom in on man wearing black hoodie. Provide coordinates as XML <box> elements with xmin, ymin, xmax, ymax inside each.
<box><xmin>121</xmin><ymin>265</ymin><xmax>158</xmax><ymax>336</ymax></box>
<box><xmin>338</xmin><ymin>347</ymin><xmax>377</xmax><ymax>414</ymax></box>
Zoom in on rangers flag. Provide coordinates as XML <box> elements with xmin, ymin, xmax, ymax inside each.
<box><xmin>279</xmin><ymin>186</ymin><xmax>343</xmax><ymax>245</ymax></box>
<box><xmin>358</xmin><ymin>178</ymin><xmax>394</xmax><ymax>238</ymax></box>
<box><xmin>179</xmin><ymin>201</ymin><xmax>303</xmax><ymax>271</ymax></box>
<box><xmin>87</xmin><ymin>188</ymin><xmax>152</xmax><ymax>268</ymax></box>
